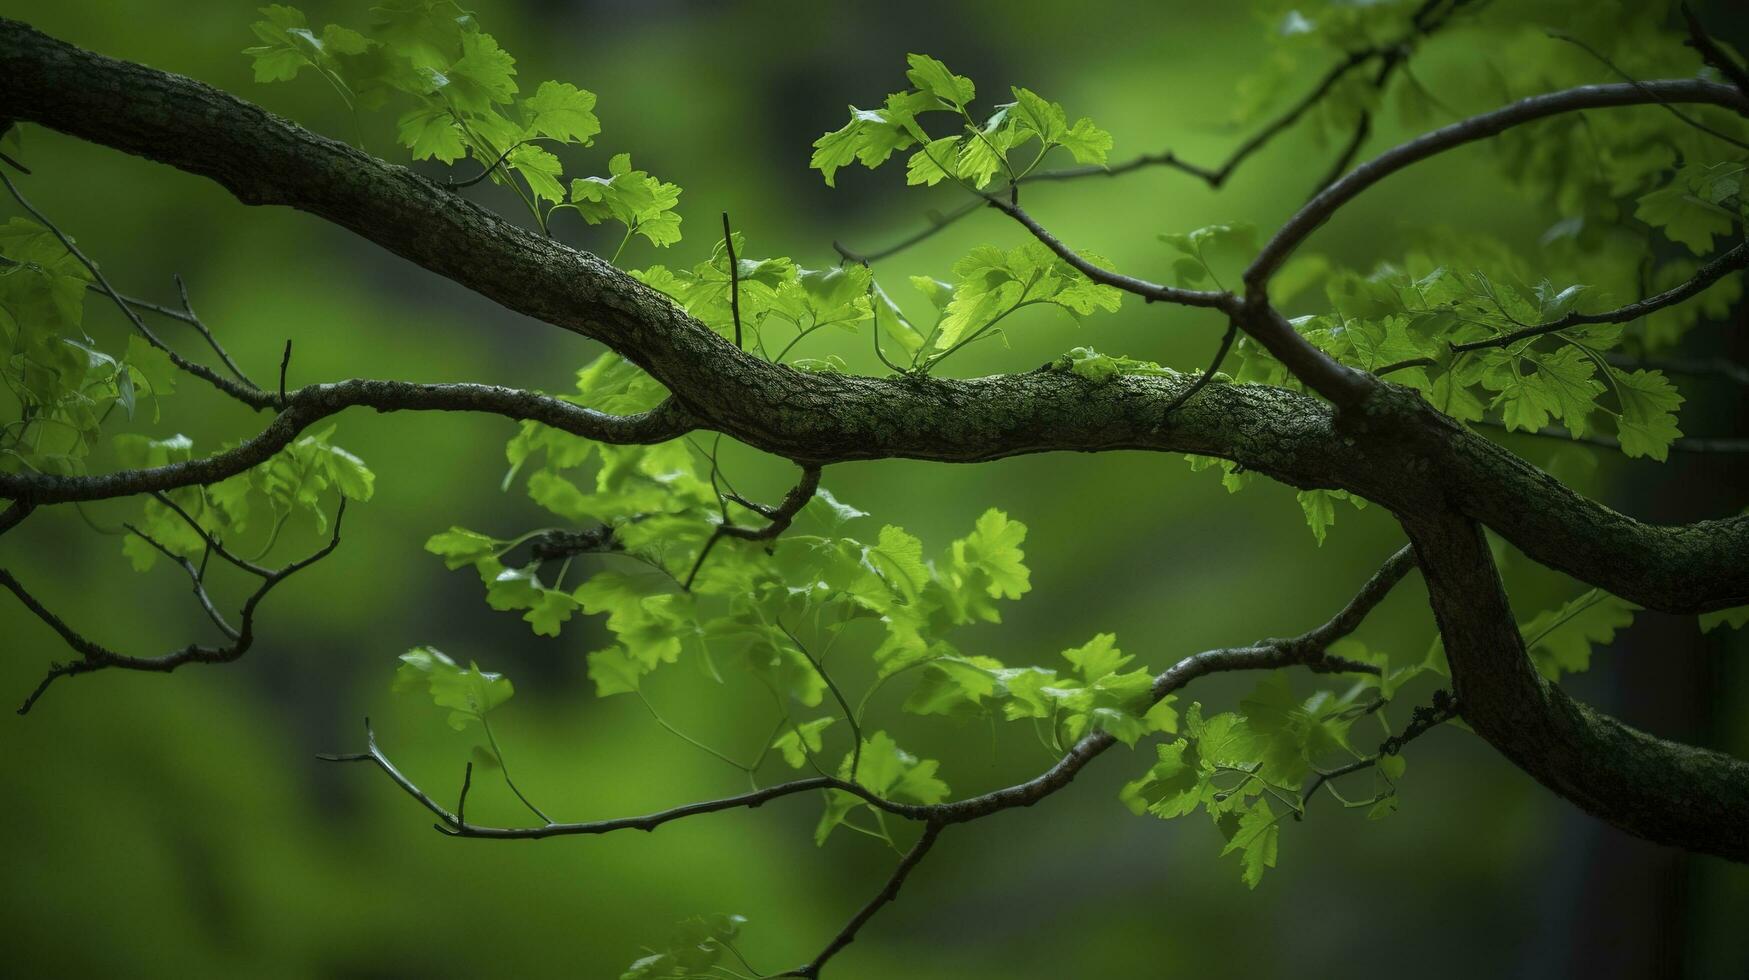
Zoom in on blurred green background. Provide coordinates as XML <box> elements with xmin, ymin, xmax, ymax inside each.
<box><xmin>3</xmin><ymin>2</ymin><xmax>1747</xmax><ymax>977</ymax></box>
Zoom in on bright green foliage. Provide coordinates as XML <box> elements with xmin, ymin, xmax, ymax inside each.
<box><xmin>558</xmin><ymin>153</ymin><xmax>683</xmax><ymax>250</ymax></box>
<box><xmin>772</xmin><ymin>717</ymin><xmax>835</xmax><ymax>769</ymax></box>
<box><xmin>620</xmin><ymin>913</ymin><xmax>749</xmax><ymax>980</ymax></box>
<box><xmin>1230</xmin><ymin>249</ymin><xmax>1699</xmax><ymax>524</ymax></box>
<box><xmin>636</xmin><ymin>237</ymin><xmax>872</xmax><ymax>359</ymax></box>
<box><xmin>638</xmin><ymin>233</ymin><xmax>1124</xmax><ymax>374</ymax></box>
<box><xmin>811</xmin><ymin>54</ymin><xmax>1112</xmax><ymax>189</ymax></box>
<box><xmin>1518</xmin><ymin>589</ymin><xmax>1638</xmax><ymax>680</ymax></box>
<box><xmin>927</xmin><ymin>242</ymin><xmax>1123</xmax><ymax>356</ymax></box>
<box><xmin>243</xmin><ymin>3</ymin><xmax>662</xmax><ymax>244</ymax></box>
<box><xmin>0</xmin><ymin>218</ymin><xmax>187</xmax><ymax>477</ymax></box>
<box><xmin>1162</xmin><ymin>223</ymin><xmax>1257</xmax><ymax>290</ymax></box>
<box><xmin>1120</xmin><ymin>676</ymin><xmax>1411</xmax><ymax>888</ymax></box>
<box><xmin>392</xmin><ymin>646</ymin><xmax>513</xmax><ymax>731</ymax></box>
<box><xmin>1297</xmin><ymin>489</ymin><xmax>1365</xmax><ymax>547</ymax></box>
<box><xmin>110</xmin><ymin>423</ymin><xmax>372</xmax><ymax>572</ymax></box>
<box><xmin>816</xmin><ymin>731</ymin><xmax>949</xmax><ymax>844</ymax></box>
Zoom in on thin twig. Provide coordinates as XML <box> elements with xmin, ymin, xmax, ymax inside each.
<box><xmin>723</xmin><ymin>212</ymin><xmax>743</xmax><ymax>350</ymax></box>
<box><xmin>683</xmin><ymin>465</ymin><xmax>822</xmax><ymax>590</ymax></box>
<box><xmin>782</xmin><ymin>822</ymin><xmax>944</xmax><ymax>978</ymax></box>
<box><xmin>1475</xmin><ymin>418</ymin><xmax>1749</xmax><ymax>455</ymax></box>
<box><xmin>1450</xmin><ymin>242</ymin><xmax>1749</xmax><ymax>353</ymax></box>
<box><xmin>0</xmin><ymin>168</ymin><xmax>272</xmax><ymax>409</ymax></box>
<box><xmin>7</xmin><ymin>499</ymin><xmax>346</xmax><ymax>713</ymax></box>
<box><xmin>1682</xmin><ymin>3</ymin><xmax>1749</xmax><ymax>97</ymax></box>
<box><xmin>1162</xmin><ymin>320</ymin><xmax>1238</xmax><ymax>416</ymax></box>
<box><xmin>278</xmin><ymin>339</ymin><xmax>293</xmax><ymax>407</ymax></box>
<box><xmin>1549</xmin><ymin>30</ymin><xmax>1749</xmax><ymax>153</ymax></box>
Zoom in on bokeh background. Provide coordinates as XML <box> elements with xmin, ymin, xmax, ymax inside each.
<box><xmin>3</xmin><ymin>2</ymin><xmax>1747</xmax><ymax>977</ymax></box>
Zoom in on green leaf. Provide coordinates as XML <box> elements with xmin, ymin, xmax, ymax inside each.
<box><xmin>1636</xmin><ymin>175</ymin><xmax>1734</xmax><ymax>254</ymax></box>
<box><xmin>524</xmin><ymin>588</ymin><xmax>580</xmax><ymax>637</ymax></box>
<box><xmin>905</xmin><ymin>54</ymin><xmax>974</xmax><ymax>108</ymax></box>
<box><xmin>1219</xmin><ymin>800</ymin><xmax>1280</xmax><ymax>888</ymax></box>
<box><xmin>1519</xmin><ymin>589</ymin><xmax>1638</xmax><ymax>680</ymax></box>
<box><xmin>393</xmin><ymin>647</ymin><xmax>513</xmax><ymax>730</ymax></box>
<box><xmin>1010</xmin><ymin>86</ymin><xmax>1066</xmax><ymax>144</ymax></box>
<box><xmin>424</xmin><ymin>526</ymin><xmax>504</xmax><ymax>569</ymax></box>
<box><xmin>587</xmin><ymin>645</ymin><xmax>646</xmax><ymax>697</ymax></box>
<box><xmin>521</xmin><ymin>80</ymin><xmax>599</xmax><ymax>143</ymax></box>
<box><xmin>905</xmin><ymin>135</ymin><xmax>961</xmax><ymax>186</ymax></box>
<box><xmin>940</xmin><ymin>508</ymin><xmax>1030</xmax><ymax>623</ymax></box>
<box><xmin>396</xmin><ymin>105</ymin><xmax>467</xmax><ymax>162</ymax></box>
<box><xmin>621</xmin><ymin>913</ymin><xmax>749</xmax><ymax>979</ymax></box>
<box><xmin>442</xmin><ymin>30</ymin><xmax>518</xmax><ymax>112</ymax></box>
<box><xmin>1700</xmin><ymin>606</ymin><xmax>1749</xmax><ymax>633</ymax></box>
<box><xmin>1057</xmin><ymin>116</ymin><xmax>1114</xmax><ymax>165</ymax></box>
<box><xmin>816</xmin><ymin>731</ymin><xmax>948</xmax><ymax>844</ymax></box>
<box><xmin>1120</xmin><ymin>740</ymin><xmax>1203</xmax><ymax>818</ymax></box>
<box><xmin>773</xmin><ymin>717</ymin><xmax>835</xmax><ymax>768</ymax></box>
<box><xmin>1611</xmin><ymin>368</ymin><xmax>1684</xmax><ymax>461</ymax></box>
<box><xmin>1296</xmin><ymin>489</ymin><xmax>1363</xmax><ymax>546</ymax></box>
<box><xmin>867</xmin><ymin>525</ymin><xmax>929</xmax><ymax>597</ymax></box>
<box><xmin>568</xmin><ymin>153</ymin><xmax>684</xmax><ymax>248</ymax></box>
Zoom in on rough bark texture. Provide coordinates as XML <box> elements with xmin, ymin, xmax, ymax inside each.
<box><xmin>1</xmin><ymin>17</ymin><xmax>1746</xmax><ymax>859</ymax></box>
<box><xmin>1407</xmin><ymin>509</ymin><xmax>1749</xmax><ymax>861</ymax></box>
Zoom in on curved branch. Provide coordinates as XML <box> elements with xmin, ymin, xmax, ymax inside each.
<box><xmin>5</xmin><ymin>500</ymin><xmax>347</xmax><ymax>713</ymax></box>
<box><xmin>832</xmin><ymin>0</ymin><xmax>1478</xmax><ymax>264</ymax></box>
<box><xmin>2</xmin><ymin>24</ymin><xmax>1742</xmax><ymax>611</ymax></box>
<box><xmin>1404</xmin><ymin>508</ymin><xmax>1749</xmax><ymax>861</ymax></box>
<box><xmin>0</xmin><ymin>380</ymin><xmax>692</xmax><ymax>503</ymax></box>
<box><xmin>1450</xmin><ymin>241</ymin><xmax>1749</xmax><ymax>353</ymax></box>
<box><xmin>783</xmin><ymin>822</ymin><xmax>943</xmax><ymax>979</ymax></box>
<box><xmin>979</xmin><ymin>196</ymin><xmax>1235</xmax><ymax>311</ymax></box>
<box><xmin>1247</xmin><ymin>80</ymin><xmax>1749</xmax><ymax>290</ymax></box>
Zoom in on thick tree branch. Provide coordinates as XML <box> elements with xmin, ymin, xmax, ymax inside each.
<box><xmin>1404</xmin><ymin>508</ymin><xmax>1749</xmax><ymax>861</ymax></box>
<box><xmin>3</xmin><ymin>21</ymin><xmax>1742</xmax><ymax>614</ymax></box>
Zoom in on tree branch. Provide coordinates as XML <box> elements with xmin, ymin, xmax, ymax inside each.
<box><xmin>5</xmin><ymin>500</ymin><xmax>346</xmax><ymax>713</ymax></box>
<box><xmin>0</xmin><ymin>380</ymin><xmax>691</xmax><ymax>503</ymax></box>
<box><xmin>1449</xmin><ymin>241</ymin><xmax>1749</xmax><ymax>353</ymax></box>
<box><xmin>4</xmin><ymin>21</ymin><xmax>1741</xmax><ymax>614</ymax></box>
<box><xmin>782</xmin><ymin>822</ymin><xmax>943</xmax><ymax>979</ymax></box>
<box><xmin>1404</xmin><ymin>507</ymin><xmax>1749</xmax><ymax>861</ymax></box>
<box><xmin>831</xmin><ymin>2</ymin><xmax>1478</xmax><ymax>265</ymax></box>
<box><xmin>1247</xmin><ymin>80</ymin><xmax>1749</xmax><ymax>291</ymax></box>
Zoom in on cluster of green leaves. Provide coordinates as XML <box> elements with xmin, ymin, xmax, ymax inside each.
<box><xmin>0</xmin><ymin>218</ymin><xmax>176</xmax><ymax>477</ymax></box>
<box><xmin>0</xmin><ymin>213</ymin><xmax>374</xmax><ymax>565</ymax></box>
<box><xmin>1223</xmin><ymin>239</ymin><xmax>1691</xmax><ymax>459</ymax></box>
<box><xmin>115</xmin><ymin>424</ymin><xmax>374</xmax><ymax>572</ymax></box>
<box><xmin>633</xmin><ymin>233</ymin><xmax>1123</xmax><ymax>375</ymax></box>
<box><xmin>1121</xmin><ymin>669</ymin><xmax>1422</xmax><ymax>887</ymax></box>
<box><xmin>245</xmin><ymin>2</ymin><xmax>680</xmax><ymax>245</ymax></box>
<box><xmin>402</xmin><ymin>347</ymin><xmax>1454</xmax><ymax>887</ymax></box>
<box><xmin>619</xmin><ymin>913</ymin><xmax>751</xmax><ymax>980</ymax></box>
<box><xmin>393</xmin><ymin>645</ymin><xmax>513</xmax><ymax>732</ymax></box>
<box><xmin>811</xmin><ymin>54</ymin><xmax>1112</xmax><ymax>190</ymax></box>
<box><xmin>1233</xmin><ymin>0</ymin><xmax>1450</xmax><ymax>144</ymax></box>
